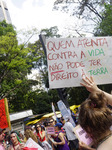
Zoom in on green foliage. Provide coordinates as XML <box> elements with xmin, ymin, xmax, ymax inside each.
<box><xmin>94</xmin><ymin>4</ymin><xmax>112</xmax><ymax>36</ymax></box>
<box><xmin>67</xmin><ymin>87</ymin><xmax>89</xmax><ymax>106</ymax></box>
<box><xmin>0</xmin><ymin>23</ymin><xmax>63</xmax><ymax>114</ymax></box>
<box><xmin>28</xmin><ymin>26</ymin><xmax>61</xmax><ymax>89</ymax></box>
<box><xmin>0</xmin><ymin>21</ymin><xmax>91</xmax><ymax>114</ymax></box>
<box><xmin>41</xmin><ymin>26</ymin><xmax>60</xmax><ymax>38</ymax></box>
<box><xmin>0</xmin><ymin>32</ymin><xmax>36</xmax><ymax>98</ymax></box>
<box><xmin>0</xmin><ymin>20</ymin><xmax>16</xmax><ymax>36</ymax></box>
<box><xmin>0</xmin><ymin>21</ymin><xmax>41</xmax><ymax>113</ymax></box>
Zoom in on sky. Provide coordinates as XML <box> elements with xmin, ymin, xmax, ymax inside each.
<box><xmin>3</xmin><ymin>0</ymin><xmax>93</xmax><ymax>82</ymax></box>
<box><xmin>4</xmin><ymin>0</ymin><xmax>78</xmax><ymax>40</ymax></box>
<box><xmin>4</xmin><ymin>0</ymin><xmax>94</xmax><ymax>43</ymax></box>
<box><xmin>5</xmin><ymin>0</ymin><xmax>78</xmax><ymax>79</ymax></box>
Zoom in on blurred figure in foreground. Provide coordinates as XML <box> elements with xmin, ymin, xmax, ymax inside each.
<box><xmin>8</xmin><ymin>131</ymin><xmax>25</xmax><ymax>150</ymax></box>
<box><xmin>79</xmin><ymin>76</ymin><xmax>112</xmax><ymax>150</ymax></box>
<box><xmin>0</xmin><ymin>128</ymin><xmax>6</xmax><ymax>150</ymax></box>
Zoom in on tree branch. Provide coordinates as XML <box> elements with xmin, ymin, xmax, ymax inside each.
<box><xmin>86</xmin><ymin>3</ymin><xmax>103</xmax><ymax>20</ymax></box>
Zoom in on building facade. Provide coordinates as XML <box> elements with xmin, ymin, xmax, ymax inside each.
<box><xmin>10</xmin><ymin>110</ymin><xmax>33</xmax><ymax>133</ymax></box>
<box><xmin>0</xmin><ymin>0</ymin><xmax>11</xmax><ymax>23</ymax></box>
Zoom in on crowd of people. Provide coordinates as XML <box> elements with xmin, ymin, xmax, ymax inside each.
<box><xmin>0</xmin><ymin>114</ymin><xmax>79</xmax><ymax>150</ymax></box>
<box><xmin>0</xmin><ymin>76</ymin><xmax>112</xmax><ymax>150</ymax></box>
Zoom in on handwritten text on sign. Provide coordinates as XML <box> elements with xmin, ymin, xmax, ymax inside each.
<box><xmin>46</xmin><ymin>37</ymin><xmax>112</xmax><ymax>89</ymax></box>
<box><xmin>73</xmin><ymin>125</ymin><xmax>93</xmax><ymax>146</ymax></box>
<box><xmin>47</xmin><ymin>127</ymin><xmax>55</xmax><ymax>135</ymax></box>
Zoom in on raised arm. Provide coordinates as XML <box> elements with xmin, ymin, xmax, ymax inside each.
<box><xmin>80</xmin><ymin>76</ymin><xmax>112</xmax><ymax>106</ymax></box>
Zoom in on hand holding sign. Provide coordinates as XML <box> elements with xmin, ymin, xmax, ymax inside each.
<box><xmin>73</xmin><ymin>125</ymin><xmax>93</xmax><ymax>146</ymax></box>
<box><xmin>80</xmin><ymin>76</ymin><xmax>101</xmax><ymax>93</ymax></box>
<box><xmin>79</xmin><ymin>141</ymin><xmax>95</xmax><ymax>150</ymax></box>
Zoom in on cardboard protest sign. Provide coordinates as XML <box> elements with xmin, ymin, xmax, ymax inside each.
<box><xmin>25</xmin><ymin>138</ymin><xmax>44</xmax><ymax>150</ymax></box>
<box><xmin>57</xmin><ymin>100</ymin><xmax>76</xmax><ymax>127</ymax></box>
<box><xmin>52</xmin><ymin>103</ymin><xmax>57</xmax><ymax>120</ymax></box>
<box><xmin>73</xmin><ymin>125</ymin><xmax>93</xmax><ymax>146</ymax></box>
<box><xmin>46</xmin><ymin>37</ymin><xmax>112</xmax><ymax>89</ymax></box>
<box><xmin>47</xmin><ymin>127</ymin><xmax>55</xmax><ymax>135</ymax></box>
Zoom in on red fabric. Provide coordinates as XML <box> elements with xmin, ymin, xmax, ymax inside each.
<box><xmin>37</xmin><ymin>131</ymin><xmax>45</xmax><ymax>142</ymax></box>
<box><xmin>23</xmin><ymin>147</ymin><xmax>38</xmax><ymax>150</ymax></box>
<box><xmin>0</xmin><ymin>99</ymin><xmax>8</xmax><ymax>129</ymax></box>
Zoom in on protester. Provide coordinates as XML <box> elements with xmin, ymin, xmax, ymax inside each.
<box><xmin>49</xmin><ymin>119</ymin><xmax>56</xmax><ymax>127</ymax></box>
<box><xmin>48</xmin><ymin>120</ymin><xmax>58</xmax><ymax>150</ymax></box>
<box><xmin>0</xmin><ymin>128</ymin><xmax>6</xmax><ymax>150</ymax></box>
<box><xmin>74</xmin><ymin>108</ymin><xmax>79</xmax><ymax>125</ymax></box>
<box><xmin>71</xmin><ymin>111</ymin><xmax>76</xmax><ymax>124</ymax></box>
<box><xmin>60</xmin><ymin>117</ymin><xmax>65</xmax><ymax>126</ymax></box>
<box><xmin>24</xmin><ymin>129</ymin><xmax>38</xmax><ymax>143</ymax></box>
<box><xmin>63</xmin><ymin>116</ymin><xmax>79</xmax><ymax>150</ymax></box>
<box><xmin>31</xmin><ymin>126</ymin><xmax>36</xmax><ymax>135</ymax></box>
<box><xmin>78</xmin><ymin>76</ymin><xmax>112</xmax><ymax>150</ymax></box>
<box><xmin>18</xmin><ymin>131</ymin><xmax>24</xmax><ymax>142</ymax></box>
<box><xmin>35</xmin><ymin>124</ymin><xmax>52</xmax><ymax>150</ymax></box>
<box><xmin>49</xmin><ymin>122</ymin><xmax>70</xmax><ymax>150</ymax></box>
<box><xmin>43</xmin><ymin>121</ymin><xmax>51</xmax><ymax>145</ymax></box>
<box><xmin>8</xmin><ymin>131</ymin><xmax>25</xmax><ymax>150</ymax></box>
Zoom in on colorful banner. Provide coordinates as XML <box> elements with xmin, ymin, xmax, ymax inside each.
<box><xmin>0</xmin><ymin>98</ymin><xmax>11</xmax><ymax>129</ymax></box>
<box><xmin>46</xmin><ymin>37</ymin><xmax>112</xmax><ymax>89</ymax></box>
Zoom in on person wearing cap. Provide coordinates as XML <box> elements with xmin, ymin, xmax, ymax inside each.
<box><xmin>62</xmin><ymin>116</ymin><xmax>79</xmax><ymax>150</ymax></box>
<box><xmin>0</xmin><ymin>128</ymin><xmax>6</xmax><ymax>150</ymax></box>
<box><xmin>49</xmin><ymin>122</ymin><xmax>70</xmax><ymax>150</ymax></box>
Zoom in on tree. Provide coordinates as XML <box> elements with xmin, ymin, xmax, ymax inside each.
<box><xmin>67</xmin><ymin>87</ymin><xmax>89</xmax><ymax>105</ymax></box>
<box><xmin>0</xmin><ymin>21</ymin><xmax>42</xmax><ymax>113</ymax></box>
<box><xmin>9</xmin><ymin>88</ymin><xmax>52</xmax><ymax>114</ymax></box>
<box><xmin>7</xmin><ymin>26</ymin><xmax>62</xmax><ymax>113</ymax></box>
<box><xmin>0</xmin><ymin>21</ymin><xmax>62</xmax><ymax>114</ymax></box>
<box><xmin>0</xmin><ymin>20</ymin><xmax>16</xmax><ymax>36</ymax></box>
<box><xmin>94</xmin><ymin>4</ymin><xmax>112</xmax><ymax>36</ymax></box>
<box><xmin>0</xmin><ymin>32</ymin><xmax>40</xmax><ymax>99</ymax></box>
<box><xmin>0</xmin><ymin>22</ymin><xmax>90</xmax><ymax>113</ymax></box>
<box><xmin>28</xmin><ymin>26</ymin><xmax>61</xmax><ymax>89</ymax></box>
<box><xmin>93</xmin><ymin>4</ymin><xmax>112</xmax><ymax>94</ymax></box>
<box><xmin>53</xmin><ymin>0</ymin><xmax>112</xmax><ymax>35</ymax></box>
<box><xmin>53</xmin><ymin>1</ymin><xmax>112</xmax><ymax>100</ymax></box>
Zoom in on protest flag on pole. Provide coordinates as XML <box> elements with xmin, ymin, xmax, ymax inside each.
<box><xmin>52</xmin><ymin>102</ymin><xmax>59</xmax><ymax>122</ymax></box>
<box><xmin>0</xmin><ymin>98</ymin><xmax>11</xmax><ymax>130</ymax></box>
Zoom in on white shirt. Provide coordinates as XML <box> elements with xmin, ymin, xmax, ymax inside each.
<box><xmin>63</xmin><ymin>121</ymin><xmax>77</xmax><ymax>140</ymax></box>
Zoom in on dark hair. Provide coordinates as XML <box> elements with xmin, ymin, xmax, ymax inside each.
<box><xmin>43</xmin><ymin>121</ymin><xmax>49</xmax><ymax>127</ymax></box>
<box><xmin>54</xmin><ymin>125</ymin><xmax>61</xmax><ymax>130</ymax></box>
<box><xmin>10</xmin><ymin>131</ymin><xmax>21</xmax><ymax>144</ymax></box>
<box><xmin>35</xmin><ymin>124</ymin><xmax>42</xmax><ymax>133</ymax></box>
<box><xmin>11</xmin><ymin>131</ymin><xmax>19</xmax><ymax>136</ymax></box>
<box><xmin>79</xmin><ymin>91</ymin><xmax>112</xmax><ymax>143</ymax></box>
<box><xmin>41</xmin><ymin>125</ymin><xmax>45</xmax><ymax>131</ymax></box>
